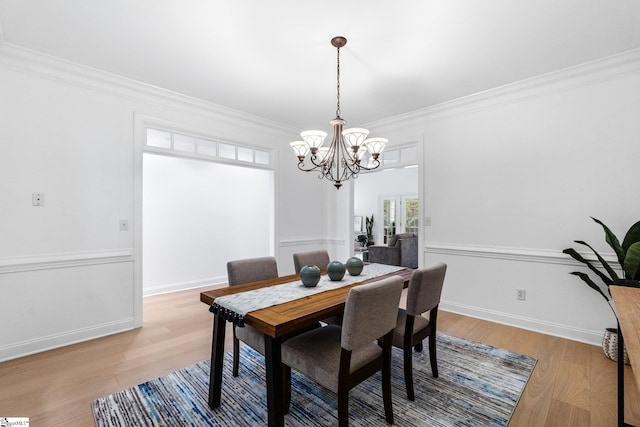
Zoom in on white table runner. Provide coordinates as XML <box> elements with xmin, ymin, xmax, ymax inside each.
<box><xmin>210</xmin><ymin>263</ymin><xmax>406</xmax><ymax>326</ymax></box>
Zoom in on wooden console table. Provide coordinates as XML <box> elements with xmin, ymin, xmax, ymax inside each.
<box><xmin>611</xmin><ymin>285</ymin><xmax>640</xmax><ymax>427</ymax></box>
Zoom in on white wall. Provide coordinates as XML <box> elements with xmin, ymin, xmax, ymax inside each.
<box><xmin>142</xmin><ymin>153</ymin><xmax>274</xmax><ymax>295</ymax></box>
<box><xmin>0</xmin><ymin>54</ymin><xmax>139</xmax><ymax>360</ymax></box>
<box><xmin>2</xmin><ymin>39</ymin><xmax>639</xmax><ymax>361</ymax></box>
<box><xmin>0</xmin><ymin>44</ymin><xmax>311</xmax><ymax>361</ymax></box>
<box><xmin>276</xmin><ymin>142</ymin><xmax>345</xmax><ymax>274</ymax></box>
<box><xmin>367</xmin><ymin>50</ymin><xmax>640</xmax><ymax>345</ymax></box>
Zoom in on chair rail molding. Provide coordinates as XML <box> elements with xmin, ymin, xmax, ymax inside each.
<box><xmin>279</xmin><ymin>237</ymin><xmax>346</xmax><ymax>247</ymax></box>
<box><xmin>0</xmin><ymin>249</ymin><xmax>134</xmax><ymax>274</ymax></box>
<box><xmin>424</xmin><ymin>242</ymin><xmax>617</xmax><ymax>266</ymax></box>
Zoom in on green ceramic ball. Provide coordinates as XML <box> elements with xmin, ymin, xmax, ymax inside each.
<box><xmin>327</xmin><ymin>261</ymin><xmax>346</xmax><ymax>281</ymax></box>
<box><xmin>345</xmin><ymin>257</ymin><xmax>364</xmax><ymax>276</ymax></box>
<box><xmin>300</xmin><ymin>265</ymin><xmax>321</xmax><ymax>287</ymax></box>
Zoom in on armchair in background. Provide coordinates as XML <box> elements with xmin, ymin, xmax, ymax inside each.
<box><xmin>367</xmin><ymin>233</ymin><xmax>418</xmax><ymax>269</ymax></box>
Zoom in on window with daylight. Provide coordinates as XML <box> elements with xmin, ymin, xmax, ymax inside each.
<box><xmin>145</xmin><ymin>128</ymin><xmax>271</xmax><ymax>167</ymax></box>
<box><xmin>382</xmin><ymin>195</ymin><xmax>419</xmax><ymax>243</ymax></box>
<box><xmin>381</xmin><ymin>144</ymin><xmax>417</xmax><ymax>167</ymax></box>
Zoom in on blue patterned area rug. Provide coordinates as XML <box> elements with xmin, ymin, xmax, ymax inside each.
<box><xmin>92</xmin><ymin>333</ymin><xmax>536</xmax><ymax>426</ymax></box>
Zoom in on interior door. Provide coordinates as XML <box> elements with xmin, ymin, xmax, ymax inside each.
<box><xmin>382</xmin><ymin>197</ymin><xmax>397</xmax><ymax>244</ymax></box>
<box><xmin>381</xmin><ymin>194</ymin><xmax>418</xmax><ymax>243</ymax></box>
<box><xmin>402</xmin><ymin>195</ymin><xmax>419</xmax><ymax>235</ymax></box>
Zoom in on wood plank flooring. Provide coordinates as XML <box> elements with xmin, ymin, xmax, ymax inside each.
<box><xmin>0</xmin><ymin>286</ymin><xmax>638</xmax><ymax>426</ymax></box>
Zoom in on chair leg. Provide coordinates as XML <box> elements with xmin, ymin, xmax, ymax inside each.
<box><xmin>404</xmin><ymin>316</ymin><xmax>416</xmax><ymax>401</ymax></box>
<box><xmin>414</xmin><ymin>341</ymin><xmax>423</xmax><ymax>352</ymax></box>
<box><xmin>338</xmin><ymin>388</ymin><xmax>349</xmax><ymax>427</ymax></box>
<box><xmin>283</xmin><ymin>365</ymin><xmax>291</xmax><ymax>414</ymax></box>
<box><xmin>429</xmin><ymin>334</ymin><xmax>438</xmax><ymax>378</ymax></box>
<box><xmin>404</xmin><ymin>344</ymin><xmax>415</xmax><ymax>401</ymax></box>
<box><xmin>232</xmin><ymin>326</ymin><xmax>240</xmax><ymax>377</ymax></box>
<box><xmin>382</xmin><ymin>341</ymin><xmax>395</xmax><ymax>424</ymax></box>
<box><xmin>338</xmin><ymin>348</ymin><xmax>352</xmax><ymax>427</ymax></box>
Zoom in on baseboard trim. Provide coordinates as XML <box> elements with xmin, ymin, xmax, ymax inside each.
<box><xmin>143</xmin><ymin>276</ymin><xmax>227</xmax><ymax>297</ymax></box>
<box><xmin>440</xmin><ymin>300</ymin><xmax>605</xmax><ymax>346</ymax></box>
<box><xmin>0</xmin><ymin>249</ymin><xmax>134</xmax><ymax>274</ymax></box>
<box><xmin>0</xmin><ymin>317</ymin><xmax>135</xmax><ymax>362</ymax></box>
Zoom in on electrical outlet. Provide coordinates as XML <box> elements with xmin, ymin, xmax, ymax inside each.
<box><xmin>516</xmin><ymin>289</ymin><xmax>526</xmax><ymax>301</ymax></box>
<box><xmin>119</xmin><ymin>219</ymin><xmax>129</xmax><ymax>231</ymax></box>
<box><xmin>32</xmin><ymin>192</ymin><xmax>45</xmax><ymax>206</ymax></box>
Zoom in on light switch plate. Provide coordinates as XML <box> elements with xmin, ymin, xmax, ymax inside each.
<box><xmin>32</xmin><ymin>193</ymin><xmax>45</xmax><ymax>206</ymax></box>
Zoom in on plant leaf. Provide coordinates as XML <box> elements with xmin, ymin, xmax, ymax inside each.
<box><xmin>562</xmin><ymin>247</ymin><xmax>589</xmax><ymax>263</ymax></box>
<box><xmin>572</xmin><ymin>241</ymin><xmax>619</xmax><ymax>282</ymax></box>
<box><xmin>592</xmin><ymin>217</ymin><xmax>624</xmax><ymax>266</ymax></box>
<box><xmin>563</xmin><ymin>247</ymin><xmax>613</xmax><ymax>285</ymax></box>
<box><xmin>622</xmin><ymin>220</ymin><xmax>640</xmax><ymax>253</ymax></box>
<box><xmin>569</xmin><ymin>271</ymin><xmax>610</xmax><ymax>301</ymax></box>
<box><xmin>623</xmin><ymin>241</ymin><xmax>640</xmax><ymax>280</ymax></box>
<box><xmin>611</xmin><ymin>278</ymin><xmax>640</xmax><ymax>288</ymax></box>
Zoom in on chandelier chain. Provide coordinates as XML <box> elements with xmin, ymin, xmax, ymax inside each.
<box><xmin>336</xmin><ymin>45</ymin><xmax>341</xmax><ymax>118</ymax></box>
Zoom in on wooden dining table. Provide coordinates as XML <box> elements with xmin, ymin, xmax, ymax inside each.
<box><xmin>200</xmin><ymin>266</ymin><xmax>413</xmax><ymax>427</ymax></box>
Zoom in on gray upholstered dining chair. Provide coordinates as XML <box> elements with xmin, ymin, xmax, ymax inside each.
<box><xmin>292</xmin><ymin>250</ymin><xmax>341</xmax><ymax>325</ymax></box>
<box><xmin>226</xmin><ymin>256</ymin><xmax>278</xmax><ymax>377</ymax></box>
<box><xmin>293</xmin><ymin>250</ymin><xmax>330</xmax><ymax>274</ymax></box>
<box><xmin>281</xmin><ymin>275</ymin><xmax>405</xmax><ymax>427</ymax></box>
<box><xmin>392</xmin><ymin>262</ymin><xmax>447</xmax><ymax>400</ymax></box>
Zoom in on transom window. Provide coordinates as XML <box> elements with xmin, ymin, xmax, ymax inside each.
<box><xmin>381</xmin><ymin>144</ymin><xmax>417</xmax><ymax>167</ymax></box>
<box><xmin>146</xmin><ymin>128</ymin><xmax>271</xmax><ymax>166</ymax></box>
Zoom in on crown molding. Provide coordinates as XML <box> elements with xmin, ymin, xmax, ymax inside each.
<box><xmin>367</xmin><ymin>48</ymin><xmax>640</xmax><ymax>129</ymax></box>
<box><xmin>0</xmin><ymin>42</ymin><xmax>296</xmax><ymax>134</ymax></box>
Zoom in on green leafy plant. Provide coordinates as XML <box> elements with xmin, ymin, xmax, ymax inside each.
<box><xmin>356</xmin><ymin>234</ymin><xmax>368</xmax><ymax>246</ymax></box>
<box><xmin>563</xmin><ymin>217</ymin><xmax>640</xmax><ymax>312</ymax></box>
<box><xmin>365</xmin><ymin>215</ymin><xmax>374</xmax><ymax>236</ymax></box>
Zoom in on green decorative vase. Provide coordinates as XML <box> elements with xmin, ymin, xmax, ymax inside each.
<box><xmin>327</xmin><ymin>261</ymin><xmax>346</xmax><ymax>281</ymax></box>
<box><xmin>299</xmin><ymin>265</ymin><xmax>321</xmax><ymax>287</ymax></box>
<box><xmin>345</xmin><ymin>257</ymin><xmax>364</xmax><ymax>276</ymax></box>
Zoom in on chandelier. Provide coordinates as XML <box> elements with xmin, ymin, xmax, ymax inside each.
<box><xmin>289</xmin><ymin>36</ymin><xmax>388</xmax><ymax>189</ymax></box>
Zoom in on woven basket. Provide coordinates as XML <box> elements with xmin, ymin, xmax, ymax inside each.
<box><xmin>602</xmin><ymin>328</ymin><xmax>630</xmax><ymax>365</ymax></box>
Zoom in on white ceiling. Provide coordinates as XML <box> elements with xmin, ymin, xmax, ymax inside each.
<box><xmin>1</xmin><ymin>0</ymin><xmax>640</xmax><ymax>130</ymax></box>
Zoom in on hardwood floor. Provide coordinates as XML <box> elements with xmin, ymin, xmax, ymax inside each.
<box><xmin>1</xmin><ymin>286</ymin><xmax>638</xmax><ymax>426</ymax></box>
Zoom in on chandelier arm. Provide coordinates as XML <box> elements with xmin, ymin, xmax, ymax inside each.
<box><xmin>337</xmin><ymin>135</ymin><xmax>361</xmax><ymax>178</ymax></box>
<box><xmin>296</xmin><ymin>161</ymin><xmax>323</xmax><ymax>173</ymax></box>
<box><xmin>352</xmin><ymin>158</ymin><xmax>382</xmax><ymax>171</ymax></box>
<box><xmin>296</xmin><ymin>151</ymin><xmax>330</xmax><ymax>172</ymax></box>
